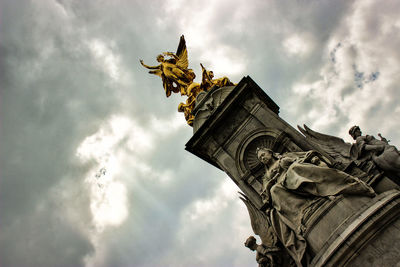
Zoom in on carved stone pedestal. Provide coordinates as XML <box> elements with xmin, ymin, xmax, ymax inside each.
<box><xmin>186</xmin><ymin>76</ymin><xmax>400</xmax><ymax>266</ymax></box>
<box><xmin>307</xmin><ymin>190</ymin><xmax>400</xmax><ymax>266</ymax></box>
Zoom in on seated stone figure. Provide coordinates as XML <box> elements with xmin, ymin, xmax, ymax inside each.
<box><xmin>349</xmin><ymin>125</ymin><xmax>400</xmax><ymax>179</ymax></box>
<box><xmin>256</xmin><ymin>147</ymin><xmax>376</xmax><ymax>266</ymax></box>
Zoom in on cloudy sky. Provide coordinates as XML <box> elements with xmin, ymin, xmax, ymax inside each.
<box><xmin>1</xmin><ymin>0</ymin><xmax>400</xmax><ymax>266</ymax></box>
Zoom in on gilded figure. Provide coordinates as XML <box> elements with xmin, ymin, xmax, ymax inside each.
<box><xmin>140</xmin><ymin>35</ymin><xmax>195</xmax><ymax>97</ymax></box>
<box><xmin>141</xmin><ymin>35</ymin><xmax>236</xmax><ymax>126</ymax></box>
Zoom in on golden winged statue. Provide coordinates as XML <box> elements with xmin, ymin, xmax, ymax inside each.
<box><xmin>140</xmin><ymin>35</ymin><xmax>195</xmax><ymax>97</ymax></box>
<box><xmin>140</xmin><ymin>35</ymin><xmax>235</xmax><ymax>126</ymax></box>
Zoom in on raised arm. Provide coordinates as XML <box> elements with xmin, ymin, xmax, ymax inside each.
<box><xmin>163</xmin><ymin>52</ymin><xmax>179</xmax><ymax>61</ymax></box>
<box><xmin>139</xmin><ymin>59</ymin><xmax>160</xmax><ymax>70</ymax></box>
<box><xmin>364</xmin><ymin>143</ymin><xmax>385</xmax><ymax>153</ymax></box>
<box><xmin>356</xmin><ymin>136</ymin><xmax>384</xmax><ymax>153</ymax></box>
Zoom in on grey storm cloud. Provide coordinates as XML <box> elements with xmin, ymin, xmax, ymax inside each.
<box><xmin>1</xmin><ymin>0</ymin><xmax>400</xmax><ymax>267</ymax></box>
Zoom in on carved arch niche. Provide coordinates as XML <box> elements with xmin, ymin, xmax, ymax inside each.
<box><xmin>236</xmin><ymin>128</ymin><xmax>303</xmax><ymax>194</ymax></box>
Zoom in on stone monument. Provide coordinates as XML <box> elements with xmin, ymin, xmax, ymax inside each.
<box><xmin>141</xmin><ymin>36</ymin><xmax>400</xmax><ymax>267</ymax></box>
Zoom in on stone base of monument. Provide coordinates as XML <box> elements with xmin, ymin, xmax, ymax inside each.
<box><xmin>186</xmin><ymin>77</ymin><xmax>400</xmax><ymax>266</ymax></box>
<box><xmin>305</xmin><ymin>190</ymin><xmax>400</xmax><ymax>266</ymax></box>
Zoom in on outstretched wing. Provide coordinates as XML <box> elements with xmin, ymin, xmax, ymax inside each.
<box><xmin>239</xmin><ymin>192</ymin><xmax>278</xmax><ymax>247</ymax></box>
<box><xmin>298</xmin><ymin>124</ymin><xmax>352</xmax><ymax>164</ymax></box>
<box><xmin>175</xmin><ymin>35</ymin><xmax>189</xmax><ymax>69</ymax></box>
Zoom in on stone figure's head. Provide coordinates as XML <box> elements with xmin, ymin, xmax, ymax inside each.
<box><xmin>244</xmin><ymin>236</ymin><xmax>257</xmax><ymax>251</ymax></box>
<box><xmin>349</xmin><ymin>125</ymin><xmax>362</xmax><ymax>140</ymax></box>
<box><xmin>256</xmin><ymin>147</ymin><xmax>276</xmax><ymax>165</ymax></box>
<box><xmin>156</xmin><ymin>54</ymin><xmax>164</xmax><ymax>62</ymax></box>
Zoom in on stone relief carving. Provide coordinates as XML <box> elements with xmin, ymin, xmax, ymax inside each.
<box><xmin>192</xmin><ymin>86</ymin><xmax>236</xmax><ymax>132</ymax></box>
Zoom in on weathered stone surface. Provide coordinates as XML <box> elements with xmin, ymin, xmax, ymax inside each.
<box><xmin>349</xmin><ymin>125</ymin><xmax>400</xmax><ymax>184</ymax></box>
<box><xmin>185</xmin><ymin>76</ymin><xmax>400</xmax><ymax>266</ymax></box>
<box><xmin>186</xmin><ymin>76</ymin><xmax>317</xmax><ymax>209</ymax></box>
<box><xmin>310</xmin><ymin>190</ymin><xmax>400</xmax><ymax>266</ymax></box>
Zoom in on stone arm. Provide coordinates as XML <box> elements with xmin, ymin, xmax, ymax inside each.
<box><xmin>364</xmin><ymin>144</ymin><xmax>385</xmax><ymax>153</ymax></box>
<box><xmin>256</xmin><ymin>244</ymin><xmax>280</xmax><ymax>255</ymax></box>
<box><xmin>378</xmin><ymin>133</ymin><xmax>390</xmax><ymax>144</ymax></box>
<box><xmin>279</xmin><ymin>157</ymin><xmax>296</xmax><ymax>170</ymax></box>
<box><xmin>262</xmin><ymin>174</ymin><xmax>279</xmax><ymax>204</ymax></box>
<box><xmin>357</xmin><ymin>136</ymin><xmax>384</xmax><ymax>154</ymax></box>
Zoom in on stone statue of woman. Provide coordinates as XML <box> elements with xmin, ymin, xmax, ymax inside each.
<box><xmin>256</xmin><ymin>148</ymin><xmax>376</xmax><ymax>266</ymax></box>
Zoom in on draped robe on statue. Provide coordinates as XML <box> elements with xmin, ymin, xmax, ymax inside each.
<box><xmin>261</xmin><ymin>151</ymin><xmax>375</xmax><ymax>266</ymax></box>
